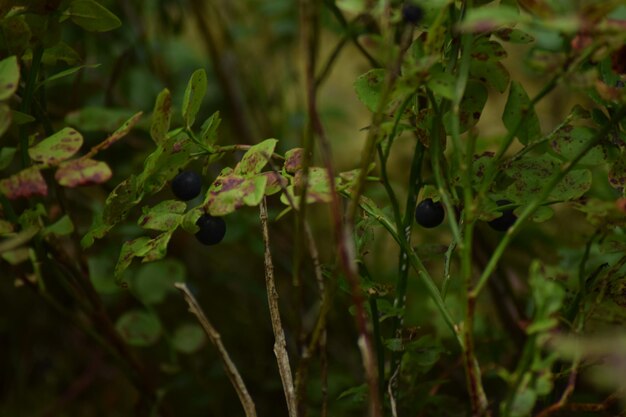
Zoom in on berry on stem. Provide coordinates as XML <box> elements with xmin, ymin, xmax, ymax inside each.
<box><xmin>415</xmin><ymin>198</ymin><xmax>445</xmax><ymax>228</ymax></box>
<box><xmin>195</xmin><ymin>213</ymin><xmax>226</xmax><ymax>245</ymax></box>
<box><xmin>402</xmin><ymin>3</ymin><xmax>424</xmax><ymax>25</ymax></box>
<box><xmin>172</xmin><ymin>171</ymin><xmax>202</xmax><ymax>201</ymax></box>
<box><xmin>488</xmin><ymin>200</ymin><xmax>517</xmax><ymax>232</ymax></box>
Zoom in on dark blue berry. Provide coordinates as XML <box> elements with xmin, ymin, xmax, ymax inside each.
<box><xmin>195</xmin><ymin>214</ymin><xmax>226</xmax><ymax>245</ymax></box>
<box><xmin>172</xmin><ymin>171</ymin><xmax>202</xmax><ymax>201</ymax></box>
<box><xmin>488</xmin><ymin>200</ymin><xmax>517</xmax><ymax>232</ymax></box>
<box><xmin>415</xmin><ymin>198</ymin><xmax>445</xmax><ymax>228</ymax></box>
<box><xmin>402</xmin><ymin>3</ymin><xmax>423</xmax><ymax>25</ymax></box>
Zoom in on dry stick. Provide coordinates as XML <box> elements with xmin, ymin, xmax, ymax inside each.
<box><xmin>259</xmin><ymin>199</ymin><xmax>298</xmax><ymax>417</ymax></box>
<box><xmin>174</xmin><ymin>283</ymin><xmax>257</xmax><ymax>417</ymax></box>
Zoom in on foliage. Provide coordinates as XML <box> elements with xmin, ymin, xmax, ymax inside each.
<box><xmin>1</xmin><ymin>1</ymin><xmax>626</xmax><ymax>416</ymax></box>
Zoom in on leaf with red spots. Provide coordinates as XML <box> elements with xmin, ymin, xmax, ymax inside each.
<box><xmin>85</xmin><ymin>111</ymin><xmax>142</xmax><ymax>155</ymax></box>
<box><xmin>443</xmin><ymin>81</ymin><xmax>488</xmax><ymax>133</ymax></box>
<box><xmin>471</xmin><ymin>38</ymin><xmax>507</xmax><ymax>62</ymax></box>
<box><xmin>28</xmin><ymin>127</ymin><xmax>83</xmax><ymax>165</ymax></box>
<box><xmin>203</xmin><ymin>168</ymin><xmax>268</xmax><ymax>215</ymax></box>
<box><xmin>609</xmin><ymin>149</ymin><xmax>626</xmax><ymax>196</ymax></box>
<box><xmin>470</xmin><ymin>60</ymin><xmax>510</xmax><ymax>93</ymax></box>
<box><xmin>114</xmin><ymin>232</ymin><xmax>174</xmax><ymax>280</ymax></box>
<box><xmin>150</xmin><ymin>88</ymin><xmax>171</xmax><ymax>145</ymax></box>
<box><xmin>0</xmin><ymin>55</ymin><xmax>19</xmax><ymax>100</ymax></box>
<box><xmin>503</xmin><ymin>155</ymin><xmax>592</xmax><ymax>202</ymax></box>
<box><xmin>0</xmin><ymin>166</ymin><xmax>48</xmax><ymax>199</ymax></box>
<box><xmin>137</xmin><ymin>200</ymin><xmax>186</xmax><ymax>231</ymax></box>
<box><xmin>55</xmin><ymin>158</ymin><xmax>112</xmax><ymax>187</ymax></box>
<box><xmin>280</xmin><ymin>167</ymin><xmax>334</xmax><ymax>208</ymax></box>
<box><xmin>138</xmin><ymin>131</ymin><xmax>200</xmax><ymax>194</ymax></box>
<box><xmin>284</xmin><ymin>148</ymin><xmax>304</xmax><ymax>174</ymax></box>
<box><xmin>549</xmin><ymin>125</ymin><xmax>606</xmax><ymax>166</ymax></box>
<box><xmin>234</xmin><ymin>138</ymin><xmax>278</xmax><ymax>176</ymax></box>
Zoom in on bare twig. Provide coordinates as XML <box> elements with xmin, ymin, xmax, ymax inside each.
<box><xmin>174</xmin><ymin>283</ymin><xmax>257</xmax><ymax>417</ymax></box>
<box><xmin>259</xmin><ymin>198</ymin><xmax>298</xmax><ymax>417</ymax></box>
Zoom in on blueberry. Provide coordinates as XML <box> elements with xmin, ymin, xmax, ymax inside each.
<box><xmin>195</xmin><ymin>213</ymin><xmax>226</xmax><ymax>245</ymax></box>
<box><xmin>415</xmin><ymin>198</ymin><xmax>445</xmax><ymax>228</ymax></box>
<box><xmin>172</xmin><ymin>171</ymin><xmax>202</xmax><ymax>201</ymax></box>
<box><xmin>402</xmin><ymin>3</ymin><xmax>423</xmax><ymax>25</ymax></box>
<box><xmin>488</xmin><ymin>200</ymin><xmax>517</xmax><ymax>232</ymax></box>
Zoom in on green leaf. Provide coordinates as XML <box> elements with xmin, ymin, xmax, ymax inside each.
<box><xmin>150</xmin><ymin>88</ymin><xmax>172</xmax><ymax>145</ymax></box>
<box><xmin>0</xmin><ymin>219</ymin><xmax>15</xmax><ymax>235</ymax></box>
<box><xmin>0</xmin><ymin>16</ymin><xmax>31</xmax><ymax>55</ymax></box>
<box><xmin>470</xmin><ymin>60</ymin><xmax>510</xmax><ymax>93</ymax></box>
<box><xmin>495</xmin><ymin>28</ymin><xmax>535</xmax><ymax>43</ymax></box>
<box><xmin>509</xmin><ymin>389</ymin><xmax>537</xmax><ymax>417</ymax></box>
<box><xmin>55</xmin><ymin>158</ymin><xmax>112</xmax><ymax>187</ymax></box>
<box><xmin>234</xmin><ymin>138</ymin><xmax>278</xmax><ymax>176</ymax></box>
<box><xmin>338</xmin><ymin>384</ymin><xmax>367</xmax><ymax>404</ymax></box>
<box><xmin>550</xmin><ymin>126</ymin><xmax>606</xmax><ymax>166</ymax></box>
<box><xmin>138</xmin><ymin>200</ymin><xmax>186</xmax><ymax>231</ymax></box>
<box><xmin>0</xmin><ymin>166</ymin><xmax>48</xmax><ymax>199</ymax></box>
<box><xmin>443</xmin><ymin>80</ymin><xmax>488</xmax><ymax>132</ymax></box>
<box><xmin>172</xmin><ymin>323</ymin><xmax>206</xmax><ymax>354</ymax></box>
<box><xmin>504</xmin><ymin>155</ymin><xmax>592</xmax><ymax>201</ymax></box>
<box><xmin>138</xmin><ymin>132</ymin><xmax>200</xmax><ymax>195</ymax></box>
<box><xmin>42</xmin><ymin>215</ymin><xmax>74</xmax><ymax>237</ymax></box>
<box><xmin>134</xmin><ymin>259</ymin><xmax>185</xmax><ymax>305</ymax></box>
<box><xmin>115</xmin><ymin>310</ymin><xmax>162</xmax><ymax>347</ymax></box>
<box><xmin>114</xmin><ymin>232</ymin><xmax>174</xmax><ymax>279</ymax></box>
<box><xmin>427</xmin><ymin>67</ymin><xmax>455</xmax><ymax>100</ymax></box>
<box><xmin>65</xmin><ymin>107</ymin><xmax>138</xmax><ymax>132</ymax></box>
<box><xmin>11</xmin><ymin>110</ymin><xmax>35</xmax><ymax>125</ymax></box>
<box><xmin>103</xmin><ymin>176</ymin><xmax>143</xmax><ymax>226</ymax></box>
<box><xmin>502</xmin><ymin>81</ymin><xmax>541</xmax><ymax>145</ymax></box>
<box><xmin>182</xmin><ymin>69</ymin><xmax>207</xmax><ymax>128</ymax></box>
<box><xmin>36</xmin><ymin>64</ymin><xmax>100</xmax><ymax>90</ymax></box>
<box><xmin>0</xmin><ymin>56</ymin><xmax>19</xmax><ymax>101</ymax></box>
<box><xmin>199</xmin><ymin>111</ymin><xmax>221</xmax><ymax>148</ymax></box>
<box><xmin>471</xmin><ymin>38</ymin><xmax>507</xmax><ymax>62</ymax></box>
<box><xmin>40</xmin><ymin>42</ymin><xmax>81</xmax><ymax>66</ymax></box>
<box><xmin>28</xmin><ymin>127</ymin><xmax>83</xmax><ymax>165</ymax></box>
<box><xmin>0</xmin><ymin>103</ymin><xmax>12</xmax><ymax>137</ymax></box>
<box><xmin>354</xmin><ymin>69</ymin><xmax>386</xmax><ymax>112</ymax></box>
<box><xmin>69</xmin><ymin>0</ymin><xmax>122</xmax><ymax>32</ymax></box>
<box><xmin>458</xmin><ymin>4</ymin><xmax>524</xmax><ymax>33</ymax></box>
<box><xmin>0</xmin><ymin>147</ymin><xmax>16</xmax><ymax>170</ymax></box>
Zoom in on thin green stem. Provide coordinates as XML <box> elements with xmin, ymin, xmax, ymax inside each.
<box><xmin>19</xmin><ymin>46</ymin><xmax>44</xmax><ymax>167</ymax></box>
<box><xmin>472</xmin><ymin>106</ymin><xmax>626</xmax><ymax>298</ymax></box>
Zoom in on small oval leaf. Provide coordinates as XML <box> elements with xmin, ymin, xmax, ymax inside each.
<box><xmin>29</xmin><ymin>127</ymin><xmax>83</xmax><ymax>165</ymax></box>
<box><xmin>115</xmin><ymin>310</ymin><xmax>162</xmax><ymax>347</ymax></box>
<box><xmin>55</xmin><ymin>158</ymin><xmax>112</xmax><ymax>187</ymax></box>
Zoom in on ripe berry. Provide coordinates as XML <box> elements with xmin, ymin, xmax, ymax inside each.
<box><xmin>402</xmin><ymin>3</ymin><xmax>424</xmax><ymax>25</ymax></box>
<box><xmin>172</xmin><ymin>171</ymin><xmax>202</xmax><ymax>201</ymax></box>
<box><xmin>415</xmin><ymin>198</ymin><xmax>445</xmax><ymax>228</ymax></box>
<box><xmin>488</xmin><ymin>200</ymin><xmax>517</xmax><ymax>232</ymax></box>
<box><xmin>195</xmin><ymin>213</ymin><xmax>226</xmax><ymax>245</ymax></box>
